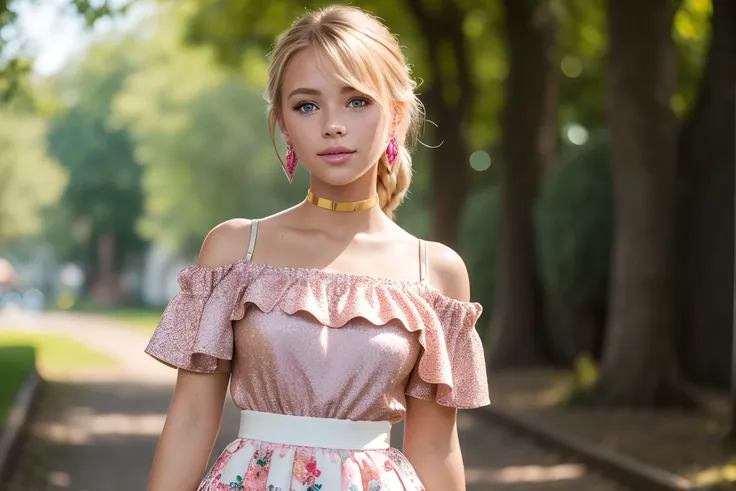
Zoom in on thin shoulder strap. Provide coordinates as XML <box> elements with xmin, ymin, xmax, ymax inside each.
<box><xmin>245</xmin><ymin>219</ymin><xmax>260</xmax><ymax>261</ymax></box>
<box><xmin>418</xmin><ymin>239</ymin><xmax>428</xmax><ymax>283</ymax></box>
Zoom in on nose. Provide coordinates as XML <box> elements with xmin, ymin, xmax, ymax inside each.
<box><xmin>323</xmin><ymin>120</ymin><xmax>347</xmax><ymax>138</ymax></box>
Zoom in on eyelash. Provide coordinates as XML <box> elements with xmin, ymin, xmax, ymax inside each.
<box><xmin>293</xmin><ymin>97</ymin><xmax>371</xmax><ymax>113</ymax></box>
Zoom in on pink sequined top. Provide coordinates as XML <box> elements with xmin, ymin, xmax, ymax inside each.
<box><xmin>145</xmin><ymin>259</ymin><xmax>490</xmax><ymax>424</ymax></box>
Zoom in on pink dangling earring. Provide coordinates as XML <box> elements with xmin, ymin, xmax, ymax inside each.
<box><xmin>386</xmin><ymin>133</ymin><xmax>399</xmax><ymax>167</ymax></box>
<box><xmin>285</xmin><ymin>144</ymin><xmax>298</xmax><ymax>183</ymax></box>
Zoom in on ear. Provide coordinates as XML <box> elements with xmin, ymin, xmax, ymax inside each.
<box><xmin>275</xmin><ymin>111</ymin><xmax>290</xmax><ymax>143</ymax></box>
<box><xmin>277</xmin><ymin>117</ymin><xmax>289</xmax><ymax>143</ymax></box>
<box><xmin>390</xmin><ymin>102</ymin><xmax>403</xmax><ymax>132</ymax></box>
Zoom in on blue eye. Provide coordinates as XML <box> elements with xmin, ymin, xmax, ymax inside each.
<box><xmin>348</xmin><ymin>98</ymin><xmax>368</xmax><ymax>108</ymax></box>
<box><xmin>295</xmin><ymin>102</ymin><xmax>318</xmax><ymax>113</ymax></box>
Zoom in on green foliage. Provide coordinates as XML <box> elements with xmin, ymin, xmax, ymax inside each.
<box><xmin>550</xmin><ymin>352</ymin><xmax>601</xmax><ymax>407</ymax></box>
<box><xmin>553</xmin><ymin>0</ymin><xmax>711</xmax><ymax>135</ymax></box>
<box><xmin>535</xmin><ymin>133</ymin><xmax>613</xmax><ymax>314</ymax></box>
<box><xmin>68</xmin><ymin>0</ymin><xmax>131</xmax><ymax>26</ymax></box>
<box><xmin>0</xmin><ymin>111</ymin><xmax>68</xmax><ymax>244</ymax></box>
<box><xmin>111</xmin><ymin>16</ymin><xmax>305</xmax><ymax>255</ymax></box>
<box><xmin>464</xmin><ymin>3</ymin><xmax>506</xmax><ymax>149</ymax></box>
<box><xmin>0</xmin><ymin>58</ymin><xmax>31</xmax><ymax>104</ymax></box>
<box><xmin>47</xmin><ymin>107</ymin><xmax>145</xmax><ymax>262</ymax></box>
<box><xmin>46</xmin><ymin>39</ymin><xmax>145</xmax><ymax>266</ymax></box>
<box><xmin>458</xmin><ymin>185</ymin><xmax>500</xmax><ymax>333</ymax></box>
<box><xmin>181</xmin><ymin>0</ymin><xmax>507</xmax><ymax>151</ymax></box>
<box><xmin>672</xmin><ymin>0</ymin><xmax>713</xmax><ymax>116</ymax></box>
<box><xmin>556</xmin><ymin>0</ymin><xmax>608</xmax><ymax>130</ymax></box>
<box><xmin>0</xmin><ymin>1</ymin><xmax>131</xmax><ymax>101</ymax></box>
<box><xmin>573</xmin><ymin>351</ymin><xmax>599</xmax><ymax>389</ymax></box>
<box><xmin>459</xmin><ymin>136</ymin><xmax>614</xmax><ymax>342</ymax></box>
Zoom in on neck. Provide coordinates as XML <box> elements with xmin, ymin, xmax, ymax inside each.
<box><xmin>295</xmin><ymin>176</ymin><xmax>387</xmax><ymax>235</ymax></box>
<box><xmin>307</xmin><ymin>189</ymin><xmax>378</xmax><ymax>211</ymax></box>
<box><xmin>307</xmin><ymin>179</ymin><xmax>377</xmax><ymax>204</ymax></box>
<box><xmin>295</xmin><ymin>198</ymin><xmax>386</xmax><ymax>238</ymax></box>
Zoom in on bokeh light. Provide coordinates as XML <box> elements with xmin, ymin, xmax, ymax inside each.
<box><xmin>470</xmin><ymin>150</ymin><xmax>491</xmax><ymax>171</ymax></box>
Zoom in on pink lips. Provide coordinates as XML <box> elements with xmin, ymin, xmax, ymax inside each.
<box><xmin>318</xmin><ymin>146</ymin><xmax>356</xmax><ymax>165</ymax></box>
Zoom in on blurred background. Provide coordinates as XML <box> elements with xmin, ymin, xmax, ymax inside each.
<box><xmin>0</xmin><ymin>0</ymin><xmax>733</xmax><ymax>490</ymax></box>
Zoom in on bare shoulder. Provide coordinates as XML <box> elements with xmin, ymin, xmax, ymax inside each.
<box><xmin>424</xmin><ymin>240</ymin><xmax>471</xmax><ymax>302</ymax></box>
<box><xmin>197</xmin><ymin>218</ymin><xmax>253</xmax><ymax>268</ymax></box>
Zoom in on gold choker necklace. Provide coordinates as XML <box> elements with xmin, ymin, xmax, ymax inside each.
<box><xmin>306</xmin><ymin>189</ymin><xmax>379</xmax><ymax>212</ymax></box>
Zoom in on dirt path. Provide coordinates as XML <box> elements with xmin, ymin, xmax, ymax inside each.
<box><xmin>2</xmin><ymin>311</ymin><xmax>626</xmax><ymax>491</ymax></box>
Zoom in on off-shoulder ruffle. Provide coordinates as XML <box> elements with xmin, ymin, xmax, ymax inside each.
<box><xmin>144</xmin><ymin>260</ymin><xmax>490</xmax><ymax>407</ymax></box>
<box><xmin>144</xmin><ymin>262</ymin><xmax>255</xmax><ymax>372</ymax></box>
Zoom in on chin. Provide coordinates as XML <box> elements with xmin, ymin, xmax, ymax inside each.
<box><xmin>307</xmin><ymin>163</ymin><xmax>374</xmax><ymax>187</ymax></box>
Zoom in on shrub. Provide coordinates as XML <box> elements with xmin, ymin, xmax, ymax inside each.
<box><xmin>460</xmin><ymin>134</ymin><xmax>614</xmax><ymax>353</ymax></box>
<box><xmin>459</xmin><ymin>185</ymin><xmax>500</xmax><ymax>339</ymax></box>
<box><xmin>535</xmin><ymin>134</ymin><xmax>613</xmax><ymax>317</ymax></box>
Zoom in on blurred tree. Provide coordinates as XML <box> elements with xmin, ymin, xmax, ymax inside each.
<box><xmin>181</xmin><ymin>0</ymin><xmax>506</xmax><ymax>248</ymax></box>
<box><xmin>593</xmin><ymin>0</ymin><xmax>693</xmax><ymax>406</ymax></box>
<box><xmin>0</xmin><ymin>111</ymin><xmax>67</xmax><ymax>244</ymax></box>
<box><xmin>555</xmin><ymin>0</ymin><xmax>708</xmax><ymax>134</ymax></box>
<box><xmin>677</xmin><ymin>0</ymin><xmax>734</xmax><ymax>388</ymax></box>
<box><xmin>459</xmin><ymin>185</ymin><xmax>500</xmax><ymax>331</ymax></box>
<box><xmin>535</xmin><ymin>133</ymin><xmax>613</xmax><ymax>364</ymax></box>
<box><xmin>0</xmin><ymin>0</ymin><xmax>130</xmax><ymax>101</ymax></box>
<box><xmin>672</xmin><ymin>0</ymin><xmax>714</xmax><ymax>116</ymax></box>
<box><xmin>460</xmin><ymin>0</ymin><xmax>712</xmax><ymax>377</ymax></box>
<box><xmin>555</xmin><ymin>0</ymin><xmax>607</xmax><ymax>132</ymax></box>
<box><xmin>541</xmin><ymin>0</ymin><xmax>713</xmax><ymax>370</ymax></box>
<box><xmin>111</xmin><ymin>12</ymin><xmax>303</xmax><ymax>256</ymax></box>
<box><xmin>487</xmin><ymin>0</ymin><xmax>558</xmax><ymax>369</ymax></box>
<box><xmin>46</xmin><ymin>39</ymin><xmax>145</xmax><ymax>305</ymax></box>
<box><xmin>401</xmin><ymin>0</ymin><xmax>474</xmax><ymax>248</ymax></box>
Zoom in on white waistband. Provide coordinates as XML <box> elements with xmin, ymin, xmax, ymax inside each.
<box><xmin>237</xmin><ymin>410</ymin><xmax>391</xmax><ymax>450</ymax></box>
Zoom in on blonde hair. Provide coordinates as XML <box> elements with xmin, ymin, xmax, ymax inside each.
<box><xmin>265</xmin><ymin>5</ymin><xmax>423</xmax><ymax>218</ymax></box>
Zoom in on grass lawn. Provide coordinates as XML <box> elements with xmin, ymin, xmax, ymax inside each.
<box><xmin>0</xmin><ymin>331</ymin><xmax>116</xmax><ymax>376</ymax></box>
<box><xmin>0</xmin><ymin>345</ymin><xmax>36</xmax><ymax>431</ymax></box>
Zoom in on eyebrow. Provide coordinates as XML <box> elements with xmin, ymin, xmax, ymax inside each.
<box><xmin>287</xmin><ymin>86</ymin><xmax>359</xmax><ymax>98</ymax></box>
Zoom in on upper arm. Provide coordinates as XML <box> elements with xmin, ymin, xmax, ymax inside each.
<box><xmin>404</xmin><ymin>241</ymin><xmax>469</xmax><ymax>444</ymax></box>
<box><xmin>169</xmin><ymin>219</ymin><xmax>252</xmax><ymax>419</ymax></box>
<box><xmin>403</xmin><ymin>242</ymin><xmax>470</xmax><ymax>487</ymax></box>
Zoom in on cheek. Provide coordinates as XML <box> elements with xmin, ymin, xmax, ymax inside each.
<box><xmin>351</xmin><ymin>107</ymin><xmax>387</xmax><ymax>142</ymax></box>
<box><xmin>361</xmin><ymin>110</ymin><xmax>391</xmax><ymax>154</ymax></box>
<box><xmin>282</xmin><ymin>110</ymin><xmax>309</xmax><ymax>137</ymax></box>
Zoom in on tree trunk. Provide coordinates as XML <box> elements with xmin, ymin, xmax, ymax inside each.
<box><xmin>677</xmin><ymin>0</ymin><xmax>736</xmax><ymax>388</ymax></box>
<box><xmin>91</xmin><ymin>233</ymin><xmax>122</xmax><ymax>307</ymax></box>
<box><xmin>488</xmin><ymin>0</ymin><xmax>557</xmax><ymax>370</ymax></box>
<box><xmin>404</xmin><ymin>0</ymin><xmax>472</xmax><ymax>249</ymax></box>
<box><xmin>594</xmin><ymin>0</ymin><xmax>692</xmax><ymax>407</ymax></box>
<box><xmin>430</xmin><ymin>101</ymin><xmax>468</xmax><ymax>250</ymax></box>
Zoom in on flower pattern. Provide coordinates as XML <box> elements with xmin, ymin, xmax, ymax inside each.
<box><xmin>198</xmin><ymin>438</ymin><xmax>425</xmax><ymax>491</ymax></box>
<box><xmin>292</xmin><ymin>449</ymin><xmax>322</xmax><ymax>487</ymax></box>
<box><xmin>229</xmin><ymin>475</ymin><xmax>245</xmax><ymax>490</ymax></box>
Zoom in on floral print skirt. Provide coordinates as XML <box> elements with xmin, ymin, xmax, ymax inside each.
<box><xmin>197</xmin><ymin>438</ymin><xmax>426</xmax><ymax>491</ymax></box>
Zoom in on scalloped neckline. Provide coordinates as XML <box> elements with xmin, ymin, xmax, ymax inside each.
<box><xmin>243</xmin><ymin>258</ymin><xmax>436</xmax><ymax>291</ymax></box>
<box><xmin>187</xmin><ymin>257</ymin><xmax>481</xmax><ymax>308</ymax></box>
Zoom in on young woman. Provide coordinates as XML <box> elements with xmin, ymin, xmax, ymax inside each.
<box><xmin>144</xmin><ymin>5</ymin><xmax>489</xmax><ymax>491</ymax></box>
